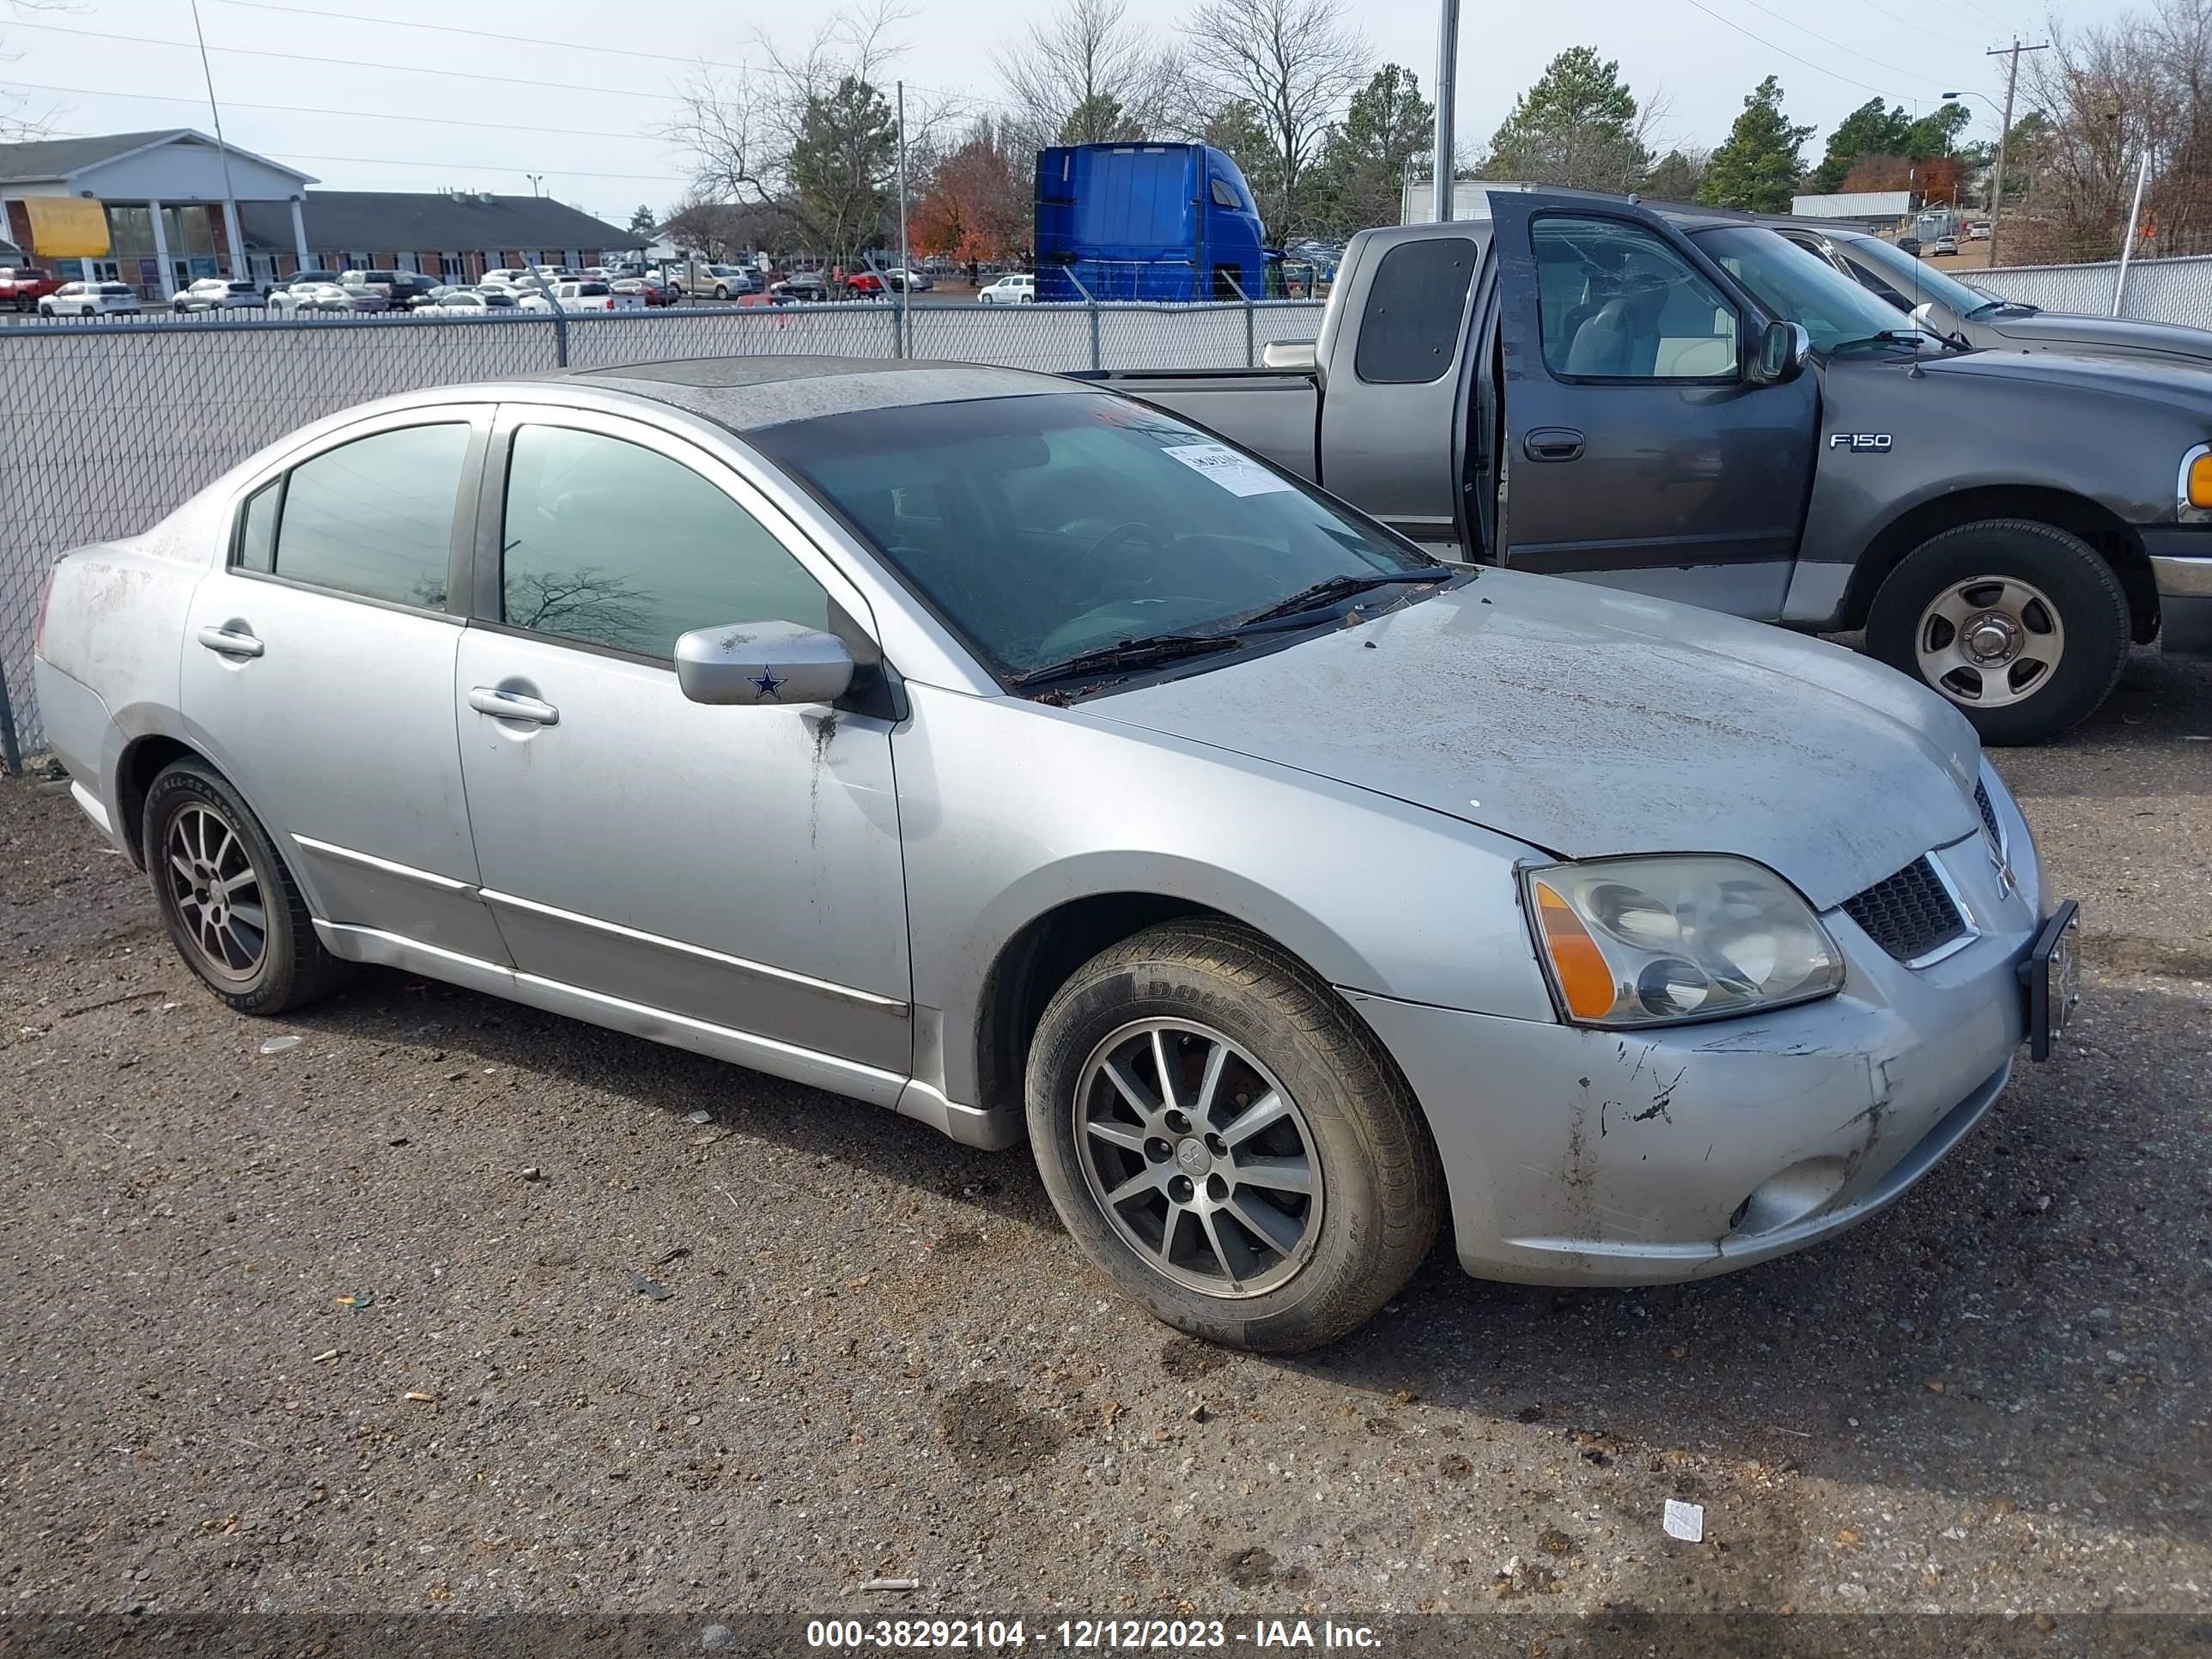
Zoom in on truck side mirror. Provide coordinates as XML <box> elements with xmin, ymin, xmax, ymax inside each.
<box><xmin>1749</xmin><ymin>319</ymin><xmax>1813</xmax><ymax>386</ymax></box>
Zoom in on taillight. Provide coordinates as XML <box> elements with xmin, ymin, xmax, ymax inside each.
<box><xmin>33</xmin><ymin>562</ymin><xmax>59</xmax><ymax>658</ymax></box>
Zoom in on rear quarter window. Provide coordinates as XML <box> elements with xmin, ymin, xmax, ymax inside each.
<box><xmin>1354</xmin><ymin>237</ymin><xmax>1477</xmax><ymax>385</ymax></box>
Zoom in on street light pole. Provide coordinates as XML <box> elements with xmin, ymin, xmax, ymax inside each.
<box><xmin>186</xmin><ymin>0</ymin><xmax>246</xmax><ymax>282</ymax></box>
<box><xmin>1431</xmin><ymin>0</ymin><xmax>1459</xmax><ymax>221</ymax></box>
<box><xmin>896</xmin><ymin>79</ymin><xmax>911</xmax><ymax>358</ymax></box>
<box><xmin>1984</xmin><ymin>39</ymin><xmax>2048</xmax><ymax>268</ymax></box>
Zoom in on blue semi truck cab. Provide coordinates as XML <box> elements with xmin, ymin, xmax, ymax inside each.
<box><xmin>1034</xmin><ymin>143</ymin><xmax>1275</xmax><ymax>302</ymax></box>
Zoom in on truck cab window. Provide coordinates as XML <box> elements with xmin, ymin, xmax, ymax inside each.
<box><xmin>1532</xmin><ymin>216</ymin><xmax>1739</xmax><ymax>380</ymax></box>
<box><xmin>1353</xmin><ymin>237</ymin><xmax>1476</xmax><ymax>385</ymax></box>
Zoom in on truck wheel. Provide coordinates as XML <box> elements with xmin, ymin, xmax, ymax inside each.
<box><xmin>1024</xmin><ymin>918</ymin><xmax>1442</xmax><ymax>1353</ymax></box>
<box><xmin>1866</xmin><ymin>519</ymin><xmax>2129</xmax><ymax>744</ymax></box>
<box><xmin>143</xmin><ymin>760</ymin><xmax>352</xmax><ymax>1016</ymax></box>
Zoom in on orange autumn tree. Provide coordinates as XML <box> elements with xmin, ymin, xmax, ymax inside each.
<box><xmin>914</xmin><ymin>124</ymin><xmax>1028</xmax><ymax>264</ymax></box>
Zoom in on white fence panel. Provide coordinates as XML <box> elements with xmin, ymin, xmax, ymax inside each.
<box><xmin>1975</xmin><ymin>253</ymin><xmax>2212</xmax><ymax>330</ymax></box>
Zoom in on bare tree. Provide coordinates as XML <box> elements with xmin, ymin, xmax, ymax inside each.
<box><xmin>1176</xmin><ymin>0</ymin><xmax>1370</xmax><ymax>236</ymax></box>
<box><xmin>3</xmin><ymin>0</ymin><xmax>78</xmax><ymax>143</ymax></box>
<box><xmin>994</xmin><ymin>0</ymin><xmax>1180</xmax><ymax>150</ymax></box>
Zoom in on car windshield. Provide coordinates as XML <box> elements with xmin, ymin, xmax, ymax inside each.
<box><xmin>1833</xmin><ymin>233</ymin><xmax>2017</xmax><ymax>319</ymax></box>
<box><xmin>750</xmin><ymin>392</ymin><xmax>1439</xmax><ymax>681</ymax></box>
<box><xmin>1692</xmin><ymin>225</ymin><xmax>1946</xmax><ymax>354</ymax></box>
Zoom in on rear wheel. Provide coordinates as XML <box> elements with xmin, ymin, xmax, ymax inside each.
<box><xmin>1866</xmin><ymin>519</ymin><xmax>2130</xmax><ymax>744</ymax></box>
<box><xmin>1024</xmin><ymin>919</ymin><xmax>1441</xmax><ymax>1352</ymax></box>
<box><xmin>143</xmin><ymin>760</ymin><xmax>351</xmax><ymax>1015</ymax></box>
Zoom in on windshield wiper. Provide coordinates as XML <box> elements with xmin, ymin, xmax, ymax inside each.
<box><xmin>1231</xmin><ymin>566</ymin><xmax>1450</xmax><ymax>629</ymax></box>
<box><xmin>1965</xmin><ymin>297</ymin><xmax>2039</xmax><ymax>319</ymax></box>
<box><xmin>1006</xmin><ymin>632</ymin><xmax>1243</xmax><ymax>688</ymax></box>
<box><xmin>1827</xmin><ymin>329</ymin><xmax>1947</xmax><ymax>357</ymax></box>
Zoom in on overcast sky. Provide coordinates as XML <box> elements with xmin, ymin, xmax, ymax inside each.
<box><xmin>0</xmin><ymin>0</ymin><xmax>2142</xmax><ymax>226</ymax></box>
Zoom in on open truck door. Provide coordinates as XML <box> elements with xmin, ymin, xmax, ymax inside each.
<box><xmin>1485</xmin><ymin>189</ymin><xmax>1818</xmax><ymax>617</ymax></box>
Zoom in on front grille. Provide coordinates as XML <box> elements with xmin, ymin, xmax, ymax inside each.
<box><xmin>1974</xmin><ymin>779</ymin><xmax>2002</xmax><ymax>847</ymax></box>
<box><xmin>1843</xmin><ymin>856</ymin><xmax>1967</xmax><ymax>962</ymax></box>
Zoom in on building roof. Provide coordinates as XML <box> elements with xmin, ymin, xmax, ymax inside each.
<box><xmin>0</xmin><ymin>128</ymin><xmax>312</xmax><ymax>185</ymax></box>
<box><xmin>240</xmin><ymin>190</ymin><xmax>643</xmax><ymax>253</ymax></box>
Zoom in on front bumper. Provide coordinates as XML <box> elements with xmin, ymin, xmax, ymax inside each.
<box><xmin>1351</xmin><ymin>793</ymin><xmax>2047</xmax><ymax>1287</ymax></box>
<box><xmin>2148</xmin><ymin>553</ymin><xmax>2212</xmax><ymax>654</ymax></box>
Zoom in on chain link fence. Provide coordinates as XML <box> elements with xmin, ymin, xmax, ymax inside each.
<box><xmin>1977</xmin><ymin>252</ymin><xmax>2212</xmax><ymax>328</ymax></box>
<box><xmin>0</xmin><ymin>297</ymin><xmax>1326</xmax><ymax>761</ymax></box>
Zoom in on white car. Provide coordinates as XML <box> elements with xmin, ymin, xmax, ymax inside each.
<box><xmin>481</xmin><ymin>268</ymin><xmax>533</xmax><ymax>289</ymax></box>
<box><xmin>977</xmin><ymin>273</ymin><xmax>1035</xmax><ymax>304</ymax></box>
<box><xmin>38</xmin><ymin>281</ymin><xmax>142</xmax><ymax>317</ymax></box>
<box><xmin>416</xmin><ymin>289</ymin><xmax>522</xmax><ymax>317</ymax></box>
<box><xmin>169</xmin><ymin>277</ymin><xmax>264</xmax><ymax>313</ymax></box>
<box><xmin>269</xmin><ymin>283</ymin><xmax>385</xmax><ymax>316</ymax></box>
<box><xmin>546</xmin><ymin>280</ymin><xmax>642</xmax><ymax>312</ymax></box>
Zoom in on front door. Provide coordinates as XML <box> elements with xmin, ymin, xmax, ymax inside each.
<box><xmin>178</xmin><ymin>409</ymin><xmax>510</xmax><ymax>963</ymax></box>
<box><xmin>1488</xmin><ymin>191</ymin><xmax>1818</xmax><ymax>617</ymax></box>
<box><xmin>453</xmin><ymin>407</ymin><xmax>912</xmax><ymax>1075</ymax></box>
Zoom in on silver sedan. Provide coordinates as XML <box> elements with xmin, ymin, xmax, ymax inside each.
<box><xmin>31</xmin><ymin>358</ymin><xmax>2080</xmax><ymax>1351</ymax></box>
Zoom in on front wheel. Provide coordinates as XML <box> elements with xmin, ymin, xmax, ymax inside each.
<box><xmin>1865</xmin><ymin>519</ymin><xmax>2130</xmax><ymax>744</ymax></box>
<box><xmin>1025</xmin><ymin>919</ymin><xmax>1442</xmax><ymax>1353</ymax></box>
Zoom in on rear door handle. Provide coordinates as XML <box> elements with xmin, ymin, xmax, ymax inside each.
<box><xmin>1523</xmin><ymin>427</ymin><xmax>1586</xmax><ymax>463</ymax></box>
<box><xmin>467</xmin><ymin>686</ymin><xmax>559</xmax><ymax>726</ymax></box>
<box><xmin>196</xmin><ymin>624</ymin><xmax>264</xmax><ymax>657</ymax></box>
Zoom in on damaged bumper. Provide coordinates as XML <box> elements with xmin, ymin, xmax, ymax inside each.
<box><xmin>1350</xmin><ymin>806</ymin><xmax>2047</xmax><ymax>1287</ymax></box>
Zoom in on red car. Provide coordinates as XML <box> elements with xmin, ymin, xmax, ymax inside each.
<box><xmin>847</xmin><ymin>270</ymin><xmax>885</xmax><ymax>296</ymax></box>
<box><xmin>615</xmin><ymin>277</ymin><xmax>680</xmax><ymax>307</ymax></box>
<box><xmin>0</xmin><ymin>266</ymin><xmax>64</xmax><ymax>311</ymax></box>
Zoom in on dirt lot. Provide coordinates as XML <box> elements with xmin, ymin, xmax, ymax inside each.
<box><xmin>2</xmin><ymin>649</ymin><xmax>2208</xmax><ymax>1641</ymax></box>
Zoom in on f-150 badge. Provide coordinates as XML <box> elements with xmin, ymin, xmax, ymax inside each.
<box><xmin>1827</xmin><ymin>432</ymin><xmax>1894</xmax><ymax>451</ymax></box>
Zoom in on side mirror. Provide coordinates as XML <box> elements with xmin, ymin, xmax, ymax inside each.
<box><xmin>1909</xmin><ymin>301</ymin><xmax>1936</xmax><ymax>325</ymax></box>
<box><xmin>674</xmin><ymin>620</ymin><xmax>855</xmax><ymax>707</ymax></box>
<box><xmin>1749</xmin><ymin>319</ymin><xmax>1813</xmax><ymax>386</ymax></box>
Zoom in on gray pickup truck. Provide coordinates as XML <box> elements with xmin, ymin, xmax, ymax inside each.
<box><xmin>1086</xmin><ymin>190</ymin><xmax>2212</xmax><ymax>743</ymax></box>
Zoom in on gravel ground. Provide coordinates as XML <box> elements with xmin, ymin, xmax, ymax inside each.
<box><xmin>2</xmin><ymin>647</ymin><xmax>2208</xmax><ymax>1635</ymax></box>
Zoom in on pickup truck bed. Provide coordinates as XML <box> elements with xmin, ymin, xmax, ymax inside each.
<box><xmin>1073</xmin><ymin>369</ymin><xmax>1320</xmax><ymax>483</ymax></box>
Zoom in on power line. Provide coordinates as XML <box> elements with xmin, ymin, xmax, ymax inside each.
<box><xmin>1849</xmin><ymin>0</ymin><xmax>1990</xmax><ymax>52</ymax></box>
<box><xmin>0</xmin><ymin>77</ymin><xmax>674</xmax><ymax>142</ymax></box>
<box><xmin>1720</xmin><ymin>0</ymin><xmax>1952</xmax><ymax>88</ymax></box>
<box><xmin>272</xmin><ymin>151</ymin><xmax>684</xmax><ymax>184</ymax></box>
<box><xmin>1677</xmin><ymin>0</ymin><xmax>1896</xmax><ymax>97</ymax></box>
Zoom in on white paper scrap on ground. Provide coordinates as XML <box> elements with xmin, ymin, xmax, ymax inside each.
<box><xmin>1662</xmin><ymin>1498</ymin><xmax>1705</xmax><ymax>1542</ymax></box>
<box><xmin>1162</xmin><ymin>442</ymin><xmax>1295</xmax><ymax>496</ymax></box>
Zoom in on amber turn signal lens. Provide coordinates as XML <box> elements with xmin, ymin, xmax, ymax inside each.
<box><xmin>2190</xmin><ymin>452</ymin><xmax>2212</xmax><ymax>509</ymax></box>
<box><xmin>1533</xmin><ymin>879</ymin><xmax>1618</xmax><ymax>1020</ymax></box>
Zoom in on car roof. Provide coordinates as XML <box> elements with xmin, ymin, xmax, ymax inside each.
<box><xmin>516</xmin><ymin>356</ymin><xmax>1072</xmax><ymax>433</ymax></box>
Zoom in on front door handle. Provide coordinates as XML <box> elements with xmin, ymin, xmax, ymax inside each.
<box><xmin>196</xmin><ymin>624</ymin><xmax>264</xmax><ymax>657</ymax></box>
<box><xmin>467</xmin><ymin>686</ymin><xmax>560</xmax><ymax>726</ymax></box>
<box><xmin>1523</xmin><ymin>427</ymin><xmax>1586</xmax><ymax>463</ymax></box>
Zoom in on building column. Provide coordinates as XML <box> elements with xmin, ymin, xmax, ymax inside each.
<box><xmin>289</xmin><ymin>196</ymin><xmax>310</xmax><ymax>270</ymax></box>
<box><xmin>221</xmin><ymin>198</ymin><xmax>246</xmax><ymax>279</ymax></box>
<box><xmin>148</xmin><ymin>198</ymin><xmax>172</xmax><ymax>296</ymax></box>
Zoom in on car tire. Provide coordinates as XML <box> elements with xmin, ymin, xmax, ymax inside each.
<box><xmin>713</xmin><ymin>284</ymin><xmax>729</xmax><ymax>299</ymax></box>
<box><xmin>142</xmin><ymin>759</ymin><xmax>353</xmax><ymax>1016</ymax></box>
<box><xmin>1024</xmin><ymin>917</ymin><xmax>1442</xmax><ymax>1353</ymax></box>
<box><xmin>1866</xmin><ymin>518</ymin><xmax>2130</xmax><ymax>744</ymax></box>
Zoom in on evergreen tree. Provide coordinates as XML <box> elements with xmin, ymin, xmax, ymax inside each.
<box><xmin>1310</xmin><ymin>65</ymin><xmax>1432</xmax><ymax>237</ymax></box>
<box><xmin>1487</xmin><ymin>46</ymin><xmax>1649</xmax><ymax>191</ymax></box>
<box><xmin>790</xmin><ymin>76</ymin><xmax>896</xmax><ymax>269</ymax></box>
<box><xmin>1698</xmin><ymin>76</ymin><xmax>1814</xmax><ymax>212</ymax></box>
<box><xmin>626</xmin><ymin>204</ymin><xmax>658</xmax><ymax>238</ymax></box>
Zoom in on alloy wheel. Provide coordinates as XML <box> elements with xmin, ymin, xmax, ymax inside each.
<box><xmin>1914</xmin><ymin>575</ymin><xmax>2066</xmax><ymax>709</ymax></box>
<box><xmin>1073</xmin><ymin>1018</ymin><xmax>1324</xmax><ymax>1298</ymax></box>
<box><xmin>163</xmin><ymin>802</ymin><xmax>269</xmax><ymax>983</ymax></box>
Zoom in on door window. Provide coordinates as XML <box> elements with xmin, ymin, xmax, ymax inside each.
<box><xmin>1354</xmin><ymin>236</ymin><xmax>1476</xmax><ymax>385</ymax></box>
<box><xmin>1531</xmin><ymin>216</ymin><xmax>1740</xmax><ymax>381</ymax></box>
<box><xmin>499</xmin><ymin>424</ymin><xmax>828</xmax><ymax>659</ymax></box>
<box><xmin>252</xmin><ymin>423</ymin><xmax>471</xmax><ymax>606</ymax></box>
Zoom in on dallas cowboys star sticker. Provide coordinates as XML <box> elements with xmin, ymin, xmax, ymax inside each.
<box><xmin>750</xmin><ymin>669</ymin><xmax>786</xmax><ymax>698</ymax></box>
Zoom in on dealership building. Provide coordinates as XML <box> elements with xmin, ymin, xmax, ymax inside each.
<box><xmin>0</xmin><ymin>129</ymin><xmax>643</xmax><ymax>293</ymax></box>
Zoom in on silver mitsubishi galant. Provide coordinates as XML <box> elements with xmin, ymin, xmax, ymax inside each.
<box><xmin>31</xmin><ymin>357</ymin><xmax>2080</xmax><ymax>1351</ymax></box>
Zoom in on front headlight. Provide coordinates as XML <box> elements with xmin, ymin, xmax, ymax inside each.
<box><xmin>1522</xmin><ymin>855</ymin><xmax>1844</xmax><ymax>1028</ymax></box>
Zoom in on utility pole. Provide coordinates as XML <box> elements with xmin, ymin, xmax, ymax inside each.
<box><xmin>896</xmin><ymin>79</ymin><xmax>911</xmax><ymax>357</ymax></box>
<box><xmin>1431</xmin><ymin>0</ymin><xmax>1460</xmax><ymax>221</ymax></box>
<box><xmin>187</xmin><ymin>0</ymin><xmax>245</xmax><ymax>282</ymax></box>
<box><xmin>1984</xmin><ymin>37</ymin><xmax>2048</xmax><ymax>268</ymax></box>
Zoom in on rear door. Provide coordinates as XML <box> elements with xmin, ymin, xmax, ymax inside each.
<box><xmin>1487</xmin><ymin>191</ymin><xmax>1817</xmax><ymax>617</ymax></box>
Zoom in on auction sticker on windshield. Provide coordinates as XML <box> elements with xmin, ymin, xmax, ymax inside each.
<box><xmin>1162</xmin><ymin>442</ymin><xmax>1294</xmax><ymax>496</ymax></box>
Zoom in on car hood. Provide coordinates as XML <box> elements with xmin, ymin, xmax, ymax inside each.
<box><xmin>1080</xmin><ymin>573</ymin><xmax>1983</xmax><ymax>912</ymax></box>
<box><xmin>1983</xmin><ymin>307</ymin><xmax>2212</xmax><ymax>363</ymax></box>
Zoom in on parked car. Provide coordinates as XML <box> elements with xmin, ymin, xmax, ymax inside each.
<box><xmin>1109</xmin><ymin>194</ymin><xmax>2212</xmax><ymax>743</ymax></box>
<box><xmin>416</xmin><ymin>289</ymin><xmax>520</xmax><ymax>316</ymax></box>
<box><xmin>266</xmin><ymin>269</ymin><xmax>346</xmax><ymax>297</ymax></box>
<box><xmin>544</xmin><ymin>279</ymin><xmax>642</xmax><ymax>313</ymax></box>
<box><xmin>614</xmin><ymin>277</ymin><xmax>678</xmax><ymax>307</ymax></box>
<box><xmin>878</xmin><ymin>267</ymin><xmax>933</xmax><ymax>292</ymax></box>
<box><xmin>1967</xmin><ymin>221</ymin><xmax>1992</xmax><ymax>240</ymax></box>
<box><xmin>480</xmin><ymin>268</ymin><xmax>534</xmax><ymax>289</ymax></box>
<box><xmin>977</xmin><ymin>273</ymin><xmax>1034</xmax><ymax>304</ymax></box>
<box><xmin>268</xmin><ymin>282</ymin><xmax>386</xmax><ymax>315</ymax></box>
<box><xmin>37</xmin><ymin>281</ymin><xmax>141</xmax><ymax>318</ymax></box>
<box><xmin>773</xmin><ymin>270</ymin><xmax>826</xmax><ymax>301</ymax></box>
<box><xmin>847</xmin><ymin>271</ymin><xmax>886</xmax><ymax>297</ymax></box>
<box><xmin>1931</xmin><ymin>234</ymin><xmax>1960</xmax><ymax>258</ymax></box>
<box><xmin>31</xmin><ymin>358</ymin><xmax>2078</xmax><ymax>1352</ymax></box>
<box><xmin>0</xmin><ymin>265</ymin><xmax>64</xmax><ymax>310</ymax></box>
<box><xmin>694</xmin><ymin>264</ymin><xmax>757</xmax><ymax>298</ymax></box>
<box><xmin>169</xmin><ymin>278</ymin><xmax>264</xmax><ymax>313</ymax></box>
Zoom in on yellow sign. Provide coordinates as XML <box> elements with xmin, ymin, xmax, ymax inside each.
<box><xmin>23</xmin><ymin>197</ymin><xmax>111</xmax><ymax>258</ymax></box>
